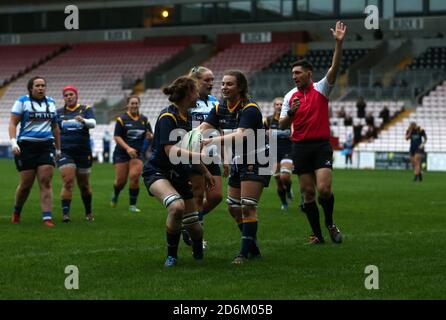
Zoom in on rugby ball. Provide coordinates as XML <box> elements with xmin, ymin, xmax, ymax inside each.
<box><xmin>181</xmin><ymin>128</ymin><xmax>202</xmax><ymax>151</ymax></box>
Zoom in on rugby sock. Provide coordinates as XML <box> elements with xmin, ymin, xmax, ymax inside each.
<box><xmin>191</xmin><ymin>236</ymin><xmax>204</xmax><ymax>259</ymax></box>
<box><xmin>42</xmin><ymin>211</ymin><xmax>52</xmax><ymax>221</ymax></box>
<box><xmin>113</xmin><ymin>185</ymin><xmax>123</xmax><ymax>198</ymax></box>
<box><xmin>277</xmin><ymin>189</ymin><xmax>287</xmax><ymax>205</ymax></box>
<box><xmin>284</xmin><ymin>180</ymin><xmax>292</xmax><ymax>193</ymax></box>
<box><xmin>240</xmin><ymin>220</ymin><xmax>257</xmax><ymax>258</ymax></box>
<box><xmin>129</xmin><ymin>188</ymin><xmax>139</xmax><ymax>206</ymax></box>
<box><xmin>61</xmin><ymin>199</ymin><xmax>71</xmax><ymax>215</ymax></box>
<box><xmin>166</xmin><ymin>230</ymin><xmax>181</xmax><ymax>258</ymax></box>
<box><xmin>198</xmin><ymin>209</ymin><xmax>210</xmax><ymax>225</ymax></box>
<box><xmin>301</xmin><ymin>201</ymin><xmax>323</xmax><ymax>239</ymax></box>
<box><xmin>318</xmin><ymin>194</ymin><xmax>334</xmax><ymax>227</ymax></box>
<box><xmin>14</xmin><ymin>206</ymin><xmax>23</xmax><ymax>216</ymax></box>
<box><xmin>238</xmin><ymin>222</ymin><xmax>243</xmax><ymax>233</ymax></box>
<box><xmin>81</xmin><ymin>193</ymin><xmax>92</xmax><ymax>215</ymax></box>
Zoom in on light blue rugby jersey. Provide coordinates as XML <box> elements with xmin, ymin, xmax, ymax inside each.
<box><xmin>189</xmin><ymin>95</ymin><xmax>219</xmax><ymax>128</ymax></box>
<box><xmin>11</xmin><ymin>95</ymin><xmax>57</xmax><ymax>142</ymax></box>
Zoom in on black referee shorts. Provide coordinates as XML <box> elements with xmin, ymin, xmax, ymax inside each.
<box><xmin>292</xmin><ymin>140</ymin><xmax>333</xmax><ymax>175</ymax></box>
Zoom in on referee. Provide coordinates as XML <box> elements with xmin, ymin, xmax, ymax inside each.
<box><xmin>279</xmin><ymin>21</ymin><xmax>346</xmax><ymax>244</ymax></box>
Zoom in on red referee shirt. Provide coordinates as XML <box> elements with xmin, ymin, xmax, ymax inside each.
<box><xmin>280</xmin><ymin>77</ymin><xmax>333</xmax><ymax>142</ymax></box>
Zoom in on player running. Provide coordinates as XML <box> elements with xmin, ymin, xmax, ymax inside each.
<box><xmin>142</xmin><ymin>76</ymin><xmax>215</xmax><ymax>267</ymax></box>
<box><xmin>111</xmin><ymin>95</ymin><xmax>153</xmax><ymax>213</ymax></box>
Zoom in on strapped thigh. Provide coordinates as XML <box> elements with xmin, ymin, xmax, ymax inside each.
<box><xmin>163</xmin><ymin>193</ymin><xmax>182</xmax><ymax>208</ymax></box>
<box><xmin>182</xmin><ymin>211</ymin><xmax>199</xmax><ymax>226</ymax></box>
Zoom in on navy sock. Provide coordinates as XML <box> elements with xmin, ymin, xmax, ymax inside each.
<box><xmin>81</xmin><ymin>193</ymin><xmax>92</xmax><ymax>215</ymax></box>
<box><xmin>198</xmin><ymin>209</ymin><xmax>210</xmax><ymax>225</ymax></box>
<box><xmin>277</xmin><ymin>188</ymin><xmax>287</xmax><ymax>205</ymax></box>
<box><xmin>166</xmin><ymin>230</ymin><xmax>181</xmax><ymax>258</ymax></box>
<box><xmin>301</xmin><ymin>201</ymin><xmax>323</xmax><ymax>239</ymax></box>
<box><xmin>240</xmin><ymin>221</ymin><xmax>258</xmax><ymax>258</ymax></box>
<box><xmin>113</xmin><ymin>185</ymin><xmax>123</xmax><ymax>198</ymax></box>
<box><xmin>61</xmin><ymin>199</ymin><xmax>71</xmax><ymax>215</ymax></box>
<box><xmin>191</xmin><ymin>235</ymin><xmax>203</xmax><ymax>259</ymax></box>
<box><xmin>42</xmin><ymin>211</ymin><xmax>52</xmax><ymax>221</ymax></box>
<box><xmin>14</xmin><ymin>206</ymin><xmax>23</xmax><ymax>215</ymax></box>
<box><xmin>129</xmin><ymin>188</ymin><xmax>139</xmax><ymax>206</ymax></box>
<box><xmin>284</xmin><ymin>180</ymin><xmax>292</xmax><ymax>193</ymax></box>
<box><xmin>238</xmin><ymin>222</ymin><xmax>243</xmax><ymax>233</ymax></box>
<box><xmin>318</xmin><ymin>194</ymin><xmax>334</xmax><ymax>227</ymax></box>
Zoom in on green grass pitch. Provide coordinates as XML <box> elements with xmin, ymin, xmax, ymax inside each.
<box><xmin>0</xmin><ymin>159</ymin><xmax>445</xmax><ymax>299</ymax></box>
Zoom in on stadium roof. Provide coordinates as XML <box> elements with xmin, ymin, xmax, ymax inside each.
<box><xmin>0</xmin><ymin>0</ymin><xmax>217</xmax><ymax>8</ymax></box>
<box><xmin>0</xmin><ymin>0</ymin><xmax>225</xmax><ymax>13</ymax></box>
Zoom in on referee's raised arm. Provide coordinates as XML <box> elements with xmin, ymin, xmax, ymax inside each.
<box><xmin>326</xmin><ymin>21</ymin><xmax>347</xmax><ymax>85</ymax></box>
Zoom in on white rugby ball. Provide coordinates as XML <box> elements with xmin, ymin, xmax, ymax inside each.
<box><xmin>181</xmin><ymin>128</ymin><xmax>202</xmax><ymax>151</ymax></box>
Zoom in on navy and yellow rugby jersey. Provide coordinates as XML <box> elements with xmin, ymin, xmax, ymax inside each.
<box><xmin>57</xmin><ymin>104</ymin><xmax>95</xmax><ymax>154</ymax></box>
<box><xmin>264</xmin><ymin>114</ymin><xmax>291</xmax><ymax>149</ymax></box>
<box><xmin>409</xmin><ymin>128</ymin><xmax>426</xmax><ymax>151</ymax></box>
<box><xmin>204</xmin><ymin>99</ymin><xmax>265</xmax><ymax>161</ymax></box>
<box><xmin>148</xmin><ymin>104</ymin><xmax>191</xmax><ymax>171</ymax></box>
<box><xmin>114</xmin><ymin>112</ymin><xmax>152</xmax><ymax>153</ymax></box>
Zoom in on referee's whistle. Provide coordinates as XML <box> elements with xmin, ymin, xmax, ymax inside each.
<box><xmin>292</xmin><ymin>97</ymin><xmax>300</xmax><ymax>109</ymax></box>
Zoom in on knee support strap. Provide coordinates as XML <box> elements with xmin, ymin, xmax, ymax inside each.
<box><xmin>280</xmin><ymin>168</ymin><xmax>293</xmax><ymax>174</ymax></box>
<box><xmin>163</xmin><ymin>193</ymin><xmax>182</xmax><ymax>208</ymax></box>
<box><xmin>182</xmin><ymin>211</ymin><xmax>199</xmax><ymax>226</ymax></box>
<box><xmin>241</xmin><ymin>197</ymin><xmax>258</xmax><ymax>207</ymax></box>
<box><xmin>226</xmin><ymin>196</ymin><xmax>241</xmax><ymax>208</ymax></box>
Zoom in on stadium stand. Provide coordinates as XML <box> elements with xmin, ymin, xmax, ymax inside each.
<box><xmin>356</xmin><ymin>81</ymin><xmax>446</xmax><ymax>153</ymax></box>
<box><xmin>407</xmin><ymin>47</ymin><xmax>446</xmax><ymax>71</ymax></box>
<box><xmin>265</xmin><ymin>48</ymin><xmax>369</xmax><ymax>75</ymax></box>
<box><xmin>0</xmin><ymin>44</ymin><xmax>64</xmax><ymax>86</ymax></box>
<box><xmin>0</xmin><ymin>42</ymin><xmax>184</xmax><ymax>111</ymax></box>
<box><xmin>0</xmin><ymin>41</ymin><xmax>185</xmax><ymax>107</ymax></box>
<box><xmin>330</xmin><ymin>100</ymin><xmax>404</xmax><ymax>145</ymax></box>
<box><xmin>137</xmin><ymin>42</ymin><xmax>292</xmax><ymax>124</ymax></box>
<box><xmin>138</xmin><ymin>89</ymin><xmax>170</xmax><ymax>127</ymax></box>
<box><xmin>258</xmin><ymin>98</ymin><xmax>405</xmax><ymax>148</ymax></box>
<box><xmin>204</xmin><ymin>42</ymin><xmax>290</xmax><ymax>96</ymax></box>
<box><xmin>0</xmin><ymin>37</ymin><xmax>444</xmax><ymax>165</ymax></box>
<box><xmin>0</xmin><ymin>41</ymin><xmax>185</xmax><ymax>152</ymax></box>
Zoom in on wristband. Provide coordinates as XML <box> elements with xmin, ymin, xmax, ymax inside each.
<box><xmin>10</xmin><ymin>138</ymin><xmax>19</xmax><ymax>149</ymax></box>
<box><xmin>287</xmin><ymin>110</ymin><xmax>295</xmax><ymax>117</ymax></box>
<box><xmin>56</xmin><ymin>149</ymin><xmax>62</xmax><ymax>156</ymax></box>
